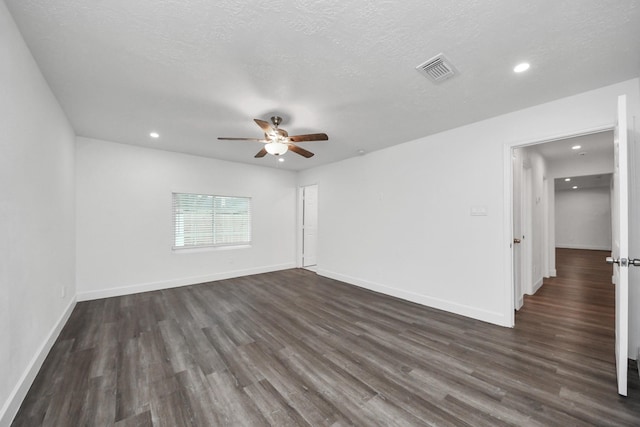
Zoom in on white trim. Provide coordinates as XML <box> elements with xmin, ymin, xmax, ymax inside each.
<box><xmin>531</xmin><ymin>277</ymin><xmax>544</xmax><ymax>295</ymax></box>
<box><xmin>503</xmin><ymin>143</ymin><xmax>516</xmax><ymax>327</ymax></box>
<box><xmin>507</xmin><ymin>124</ymin><xmax>616</xmax><ymax>148</ymax></box>
<box><xmin>556</xmin><ymin>244</ymin><xmax>613</xmax><ymax>251</ymax></box>
<box><xmin>549</xmin><ymin>269</ymin><xmax>557</xmax><ymax>277</ymax></box>
<box><xmin>296</xmin><ymin>186</ymin><xmax>304</xmax><ymax>268</ymax></box>
<box><xmin>77</xmin><ymin>263</ymin><xmax>295</xmax><ymax>301</ymax></box>
<box><xmin>297</xmin><ymin>183</ymin><xmax>319</xmax><ymax>269</ymax></box>
<box><xmin>318</xmin><ymin>269</ymin><xmax>509</xmax><ymax>327</ymax></box>
<box><xmin>503</xmin><ymin>123</ymin><xmax>616</xmax><ymax>326</ymax></box>
<box><xmin>172</xmin><ymin>244</ymin><xmax>252</xmax><ymax>254</ymax></box>
<box><xmin>0</xmin><ymin>298</ymin><xmax>76</xmax><ymax>427</ymax></box>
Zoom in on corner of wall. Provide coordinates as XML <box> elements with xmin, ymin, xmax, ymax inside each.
<box><xmin>0</xmin><ymin>298</ymin><xmax>76</xmax><ymax>427</ymax></box>
<box><xmin>531</xmin><ymin>277</ymin><xmax>544</xmax><ymax>295</ymax></box>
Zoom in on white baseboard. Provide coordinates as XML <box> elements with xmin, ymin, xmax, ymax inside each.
<box><xmin>549</xmin><ymin>269</ymin><xmax>557</xmax><ymax>277</ymax></box>
<box><xmin>531</xmin><ymin>277</ymin><xmax>544</xmax><ymax>294</ymax></box>
<box><xmin>0</xmin><ymin>298</ymin><xmax>76</xmax><ymax>427</ymax></box>
<box><xmin>556</xmin><ymin>244</ymin><xmax>612</xmax><ymax>251</ymax></box>
<box><xmin>316</xmin><ymin>269</ymin><xmax>509</xmax><ymax>327</ymax></box>
<box><xmin>516</xmin><ymin>296</ymin><xmax>524</xmax><ymax>311</ymax></box>
<box><xmin>77</xmin><ymin>263</ymin><xmax>296</xmax><ymax>301</ymax></box>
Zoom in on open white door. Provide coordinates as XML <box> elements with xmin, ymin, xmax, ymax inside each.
<box><xmin>302</xmin><ymin>185</ymin><xmax>318</xmax><ymax>267</ymax></box>
<box><xmin>608</xmin><ymin>95</ymin><xmax>629</xmax><ymax>396</ymax></box>
<box><xmin>512</xmin><ymin>150</ymin><xmax>523</xmax><ymax>309</ymax></box>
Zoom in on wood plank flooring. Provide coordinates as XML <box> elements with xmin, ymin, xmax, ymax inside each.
<box><xmin>12</xmin><ymin>248</ymin><xmax>640</xmax><ymax>426</ymax></box>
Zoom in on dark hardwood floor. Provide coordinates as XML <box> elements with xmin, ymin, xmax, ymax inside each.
<box><xmin>12</xmin><ymin>249</ymin><xmax>640</xmax><ymax>426</ymax></box>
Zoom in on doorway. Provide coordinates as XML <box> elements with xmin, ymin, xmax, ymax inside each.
<box><xmin>511</xmin><ymin>130</ymin><xmax>614</xmax><ymax>315</ymax></box>
<box><xmin>301</xmin><ymin>184</ymin><xmax>318</xmax><ymax>269</ymax></box>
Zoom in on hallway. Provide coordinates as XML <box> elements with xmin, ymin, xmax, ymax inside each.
<box><xmin>517</xmin><ymin>248</ymin><xmax>639</xmax><ymax>403</ymax></box>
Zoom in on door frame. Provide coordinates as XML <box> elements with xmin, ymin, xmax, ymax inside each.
<box><xmin>503</xmin><ymin>124</ymin><xmax>615</xmax><ymax>327</ymax></box>
<box><xmin>297</xmin><ymin>183</ymin><xmax>319</xmax><ymax>268</ymax></box>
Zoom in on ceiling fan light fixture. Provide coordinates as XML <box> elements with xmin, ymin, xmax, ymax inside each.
<box><xmin>265</xmin><ymin>142</ymin><xmax>288</xmax><ymax>155</ymax></box>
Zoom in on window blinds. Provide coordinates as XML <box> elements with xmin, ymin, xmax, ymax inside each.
<box><xmin>173</xmin><ymin>193</ymin><xmax>251</xmax><ymax>249</ymax></box>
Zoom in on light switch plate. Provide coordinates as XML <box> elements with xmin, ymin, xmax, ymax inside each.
<box><xmin>470</xmin><ymin>206</ymin><xmax>487</xmax><ymax>216</ymax></box>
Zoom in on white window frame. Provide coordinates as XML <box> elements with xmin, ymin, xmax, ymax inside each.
<box><xmin>172</xmin><ymin>192</ymin><xmax>251</xmax><ymax>250</ymax></box>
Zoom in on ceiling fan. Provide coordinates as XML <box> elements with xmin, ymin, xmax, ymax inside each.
<box><xmin>218</xmin><ymin>116</ymin><xmax>328</xmax><ymax>158</ymax></box>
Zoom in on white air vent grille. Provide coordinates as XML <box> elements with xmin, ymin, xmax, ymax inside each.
<box><xmin>416</xmin><ymin>54</ymin><xmax>456</xmax><ymax>82</ymax></box>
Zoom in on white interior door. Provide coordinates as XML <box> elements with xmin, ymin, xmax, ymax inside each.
<box><xmin>302</xmin><ymin>185</ymin><xmax>318</xmax><ymax>267</ymax></box>
<box><xmin>522</xmin><ymin>166</ymin><xmax>533</xmax><ymax>295</ymax></box>
<box><xmin>512</xmin><ymin>150</ymin><xmax>523</xmax><ymax>309</ymax></box>
<box><xmin>610</xmin><ymin>94</ymin><xmax>629</xmax><ymax>396</ymax></box>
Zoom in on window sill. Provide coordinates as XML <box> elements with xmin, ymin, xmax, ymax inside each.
<box><xmin>172</xmin><ymin>244</ymin><xmax>252</xmax><ymax>254</ymax></box>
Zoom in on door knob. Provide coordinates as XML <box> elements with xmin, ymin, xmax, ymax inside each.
<box><xmin>631</xmin><ymin>259</ymin><xmax>640</xmax><ymax>267</ymax></box>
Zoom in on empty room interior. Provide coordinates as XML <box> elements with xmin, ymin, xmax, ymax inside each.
<box><xmin>3</xmin><ymin>1</ymin><xmax>640</xmax><ymax>426</ymax></box>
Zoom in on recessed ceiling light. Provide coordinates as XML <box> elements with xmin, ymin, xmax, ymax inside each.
<box><xmin>564</xmin><ymin>178</ymin><xmax>571</xmax><ymax>182</ymax></box>
<box><xmin>571</xmin><ymin>145</ymin><xmax>581</xmax><ymax>150</ymax></box>
<box><xmin>278</xmin><ymin>158</ymin><xmax>285</xmax><ymax>162</ymax></box>
<box><xmin>513</xmin><ymin>62</ymin><xmax>530</xmax><ymax>73</ymax></box>
<box><xmin>572</xmin><ymin>186</ymin><xmax>578</xmax><ymax>189</ymax></box>
<box><xmin>149</xmin><ymin>132</ymin><xmax>160</xmax><ymax>138</ymax></box>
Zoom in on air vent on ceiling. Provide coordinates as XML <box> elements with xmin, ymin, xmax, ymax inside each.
<box><xmin>416</xmin><ymin>53</ymin><xmax>456</xmax><ymax>83</ymax></box>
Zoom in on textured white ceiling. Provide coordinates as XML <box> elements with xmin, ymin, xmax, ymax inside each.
<box><xmin>531</xmin><ymin>131</ymin><xmax>614</xmax><ymax>164</ymax></box>
<box><xmin>527</xmin><ymin>131</ymin><xmax>614</xmax><ymax>190</ymax></box>
<box><xmin>555</xmin><ymin>173</ymin><xmax>612</xmax><ymax>191</ymax></box>
<box><xmin>5</xmin><ymin>0</ymin><xmax>640</xmax><ymax>170</ymax></box>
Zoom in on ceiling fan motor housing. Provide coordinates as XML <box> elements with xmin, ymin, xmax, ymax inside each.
<box><xmin>271</xmin><ymin>116</ymin><xmax>283</xmax><ymax>127</ymax></box>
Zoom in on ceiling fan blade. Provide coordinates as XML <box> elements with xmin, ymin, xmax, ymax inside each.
<box><xmin>218</xmin><ymin>137</ymin><xmax>268</xmax><ymax>142</ymax></box>
<box><xmin>288</xmin><ymin>144</ymin><xmax>314</xmax><ymax>158</ymax></box>
<box><xmin>288</xmin><ymin>133</ymin><xmax>328</xmax><ymax>142</ymax></box>
<box><xmin>254</xmin><ymin>148</ymin><xmax>268</xmax><ymax>158</ymax></box>
<box><xmin>254</xmin><ymin>119</ymin><xmax>273</xmax><ymax>133</ymax></box>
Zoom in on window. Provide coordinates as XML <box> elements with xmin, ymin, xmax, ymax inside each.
<box><xmin>173</xmin><ymin>193</ymin><xmax>251</xmax><ymax>249</ymax></box>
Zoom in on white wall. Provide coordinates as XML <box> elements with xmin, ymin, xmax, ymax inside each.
<box><xmin>0</xmin><ymin>3</ymin><xmax>76</xmax><ymax>425</ymax></box>
<box><xmin>555</xmin><ymin>188</ymin><xmax>612</xmax><ymax>250</ymax></box>
<box><xmin>75</xmin><ymin>138</ymin><xmax>297</xmax><ymax>299</ymax></box>
<box><xmin>546</xmin><ymin>176</ymin><xmax>556</xmax><ymax>276</ymax></box>
<box><xmin>299</xmin><ymin>78</ymin><xmax>640</xmax><ymax>344</ymax></box>
<box><xmin>525</xmin><ymin>149</ymin><xmax>548</xmax><ymax>291</ymax></box>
